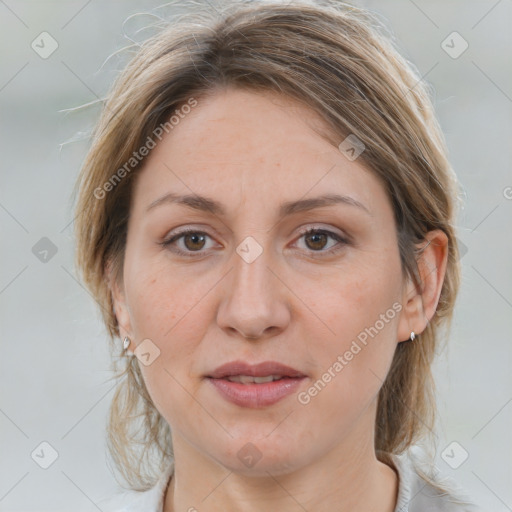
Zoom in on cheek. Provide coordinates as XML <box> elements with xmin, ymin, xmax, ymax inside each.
<box><xmin>124</xmin><ymin>249</ymin><xmax>200</xmax><ymax>340</ymax></box>
<box><xmin>310</xmin><ymin>260</ymin><xmax>401</xmax><ymax>395</ymax></box>
<box><xmin>321</xmin><ymin>260</ymin><xmax>401</xmax><ymax>343</ymax></box>
<box><xmin>123</xmin><ymin>254</ymin><xmax>209</xmax><ymax>386</ymax></box>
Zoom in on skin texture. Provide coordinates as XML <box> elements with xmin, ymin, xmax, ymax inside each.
<box><xmin>110</xmin><ymin>87</ymin><xmax>448</xmax><ymax>512</ymax></box>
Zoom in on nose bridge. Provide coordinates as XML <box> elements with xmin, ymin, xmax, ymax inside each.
<box><xmin>231</xmin><ymin>232</ymin><xmax>276</xmax><ymax>305</ymax></box>
<box><xmin>216</xmin><ymin>230</ymin><xmax>289</xmax><ymax>339</ymax></box>
<box><xmin>229</xmin><ymin>197</ymin><xmax>276</xmax><ymax>288</ymax></box>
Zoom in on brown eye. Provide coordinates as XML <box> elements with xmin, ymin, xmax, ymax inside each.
<box><xmin>161</xmin><ymin>229</ymin><xmax>214</xmax><ymax>257</ymax></box>
<box><xmin>304</xmin><ymin>231</ymin><xmax>329</xmax><ymax>251</ymax></box>
<box><xmin>181</xmin><ymin>232</ymin><xmax>207</xmax><ymax>251</ymax></box>
<box><xmin>294</xmin><ymin>227</ymin><xmax>349</xmax><ymax>256</ymax></box>
<box><xmin>161</xmin><ymin>226</ymin><xmax>349</xmax><ymax>259</ymax></box>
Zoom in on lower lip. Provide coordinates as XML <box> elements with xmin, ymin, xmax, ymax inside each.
<box><xmin>207</xmin><ymin>377</ymin><xmax>306</xmax><ymax>408</ymax></box>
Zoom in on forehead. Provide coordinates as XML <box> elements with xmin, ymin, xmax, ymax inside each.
<box><xmin>131</xmin><ymin>87</ymin><xmax>389</xmax><ymax>220</ymax></box>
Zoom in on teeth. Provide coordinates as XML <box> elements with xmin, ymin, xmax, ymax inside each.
<box><xmin>226</xmin><ymin>375</ymin><xmax>283</xmax><ymax>384</ymax></box>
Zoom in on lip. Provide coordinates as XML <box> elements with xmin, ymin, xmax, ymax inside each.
<box><xmin>207</xmin><ymin>360</ymin><xmax>306</xmax><ymax>379</ymax></box>
<box><xmin>206</xmin><ymin>360</ymin><xmax>307</xmax><ymax>408</ymax></box>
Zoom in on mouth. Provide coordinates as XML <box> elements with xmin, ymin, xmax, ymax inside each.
<box><xmin>206</xmin><ymin>360</ymin><xmax>307</xmax><ymax>408</ymax></box>
<box><xmin>223</xmin><ymin>374</ymin><xmax>292</xmax><ymax>384</ymax></box>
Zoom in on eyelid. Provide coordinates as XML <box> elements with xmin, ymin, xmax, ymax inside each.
<box><xmin>294</xmin><ymin>223</ymin><xmax>351</xmax><ymax>242</ymax></box>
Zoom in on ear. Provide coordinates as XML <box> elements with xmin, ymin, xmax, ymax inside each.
<box><xmin>106</xmin><ymin>258</ymin><xmax>133</xmax><ymax>347</ymax></box>
<box><xmin>397</xmin><ymin>229</ymin><xmax>449</xmax><ymax>343</ymax></box>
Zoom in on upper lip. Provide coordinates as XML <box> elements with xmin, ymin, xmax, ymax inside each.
<box><xmin>207</xmin><ymin>360</ymin><xmax>306</xmax><ymax>379</ymax></box>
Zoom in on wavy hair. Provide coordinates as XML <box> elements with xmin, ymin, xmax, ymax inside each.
<box><xmin>73</xmin><ymin>0</ymin><xmax>462</xmax><ymax>491</ymax></box>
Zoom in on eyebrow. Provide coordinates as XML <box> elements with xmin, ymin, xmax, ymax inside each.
<box><xmin>146</xmin><ymin>192</ymin><xmax>371</xmax><ymax>217</ymax></box>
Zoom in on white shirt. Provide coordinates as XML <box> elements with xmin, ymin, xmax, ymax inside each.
<box><xmin>97</xmin><ymin>449</ymin><xmax>482</xmax><ymax>511</ymax></box>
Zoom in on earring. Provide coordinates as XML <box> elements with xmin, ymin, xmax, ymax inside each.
<box><xmin>122</xmin><ymin>336</ymin><xmax>135</xmax><ymax>356</ymax></box>
<box><xmin>410</xmin><ymin>331</ymin><xmax>416</xmax><ymax>342</ymax></box>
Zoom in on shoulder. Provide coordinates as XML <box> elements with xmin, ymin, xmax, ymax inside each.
<box><xmin>96</xmin><ymin>462</ymin><xmax>175</xmax><ymax>512</ymax></box>
<box><xmin>387</xmin><ymin>448</ymin><xmax>483</xmax><ymax>512</ymax></box>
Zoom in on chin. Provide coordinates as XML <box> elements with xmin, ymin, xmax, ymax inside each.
<box><xmin>208</xmin><ymin>434</ymin><xmax>309</xmax><ymax>477</ymax></box>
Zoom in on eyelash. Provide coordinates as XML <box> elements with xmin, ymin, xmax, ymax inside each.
<box><xmin>160</xmin><ymin>226</ymin><xmax>350</xmax><ymax>258</ymax></box>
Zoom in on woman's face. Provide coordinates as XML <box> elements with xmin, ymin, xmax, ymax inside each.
<box><xmin>112</xmin><ymin>87</ymin><xmax>416</xmax><ymax>475</ymax></box>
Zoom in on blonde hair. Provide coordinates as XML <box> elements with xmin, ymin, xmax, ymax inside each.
<box><xmin>73</xmin><ymin>0</ymin><xmax>462</xmax><ymax>491</ymax></box>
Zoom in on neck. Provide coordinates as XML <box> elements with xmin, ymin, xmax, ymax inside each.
<box><xmin>163</xmin><ymin>426</ymin><xmax>398</xmax><ymax>512</ymax></box>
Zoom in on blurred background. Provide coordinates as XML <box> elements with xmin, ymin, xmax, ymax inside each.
<box><xmin>0</xmin><ymin>0</ymin><xmax>511</xmax><ymax>510</ymax></box>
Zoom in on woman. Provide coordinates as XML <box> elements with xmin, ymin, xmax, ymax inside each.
<box><xmin>73</xmin><ymin>1</ymin><xmax>482</xmax><ymax>510</ymax></box>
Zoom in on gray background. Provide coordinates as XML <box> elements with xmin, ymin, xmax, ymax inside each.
<box><xmin>1</xmin><ymin>0</ymin><xmax>511</xmax><ymax>510</ymax></box>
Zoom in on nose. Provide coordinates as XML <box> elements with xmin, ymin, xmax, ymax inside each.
<box><xmin>216</xmin><ymin>241</ymin><xmax>291</xmax><ymax>341</ymax></box>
